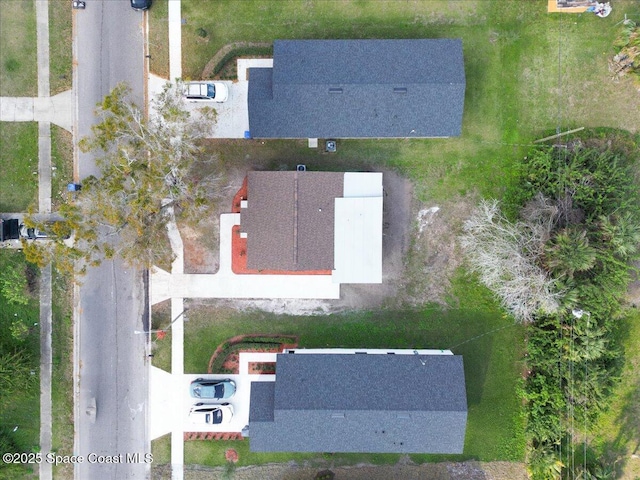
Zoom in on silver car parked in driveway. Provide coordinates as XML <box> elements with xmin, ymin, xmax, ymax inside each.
<box><xmin>184</xmin><ymin>81</ymin><xmax>228</xmax><ymax>102</ymax></box>
<box><xmin>190</xmin><ymin>378</ymin><xmax>236</xmax><ymax>399</ymax></box>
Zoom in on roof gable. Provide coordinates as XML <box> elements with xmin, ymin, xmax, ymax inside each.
<box><xmin>241</xmin><ymin>171</ymin><xmax>343</xmax><ymax>271</ymax></box>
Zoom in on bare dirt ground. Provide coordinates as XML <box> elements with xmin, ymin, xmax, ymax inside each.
<box><xmin>152</xmin><ymin>460</ymin><xmax>527</xmax><ymax>480</ymax></box>
<box><xmin>626</xmin><ymin>260</ymin><xmax>640</xmax><ymax>307</ymax></box>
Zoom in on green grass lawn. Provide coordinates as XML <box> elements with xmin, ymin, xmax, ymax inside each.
<box><xmin>0</xmin><ymin>251</ymin><xmax>40</xmax><ymax>480</ymax></box>
<box><xmin>50</xmin><ymin>125</ymin><xmax>74</xmax><ymax>211</ymax></box>
<box><xmin>49</xmin><ymin>0</ymin><xmax>72</xmax><ymax>95</ymax></box>
<box><xmin>0</xmin><ymin>122</ymin><xmax>39</xmax><ymax>212</ymax></box>
<box><xmin>147</xmin><ymin>0</ymin><xmax>640</xmax><ymax>471</ymax></box>
<box><xmin>149</xmin><ymin>0</ymin><xmax>170</xmax><ymax>78</ymax></box>
<box><xmin>151</xmin><ymin>269</ymin><xmax>525</xmax><ymax>467</ymax></box>
<box><xmin>0</xmin><ymin>0</ymin><xmax>37</xmax><ymax>97</ymax></box>
<box><xmin>182</xmin><ymin>0</ymin><xmax>639</xmax><ymax>205</ymax></box>
<box><xmin>50</xmin><ymin>267</ymin><xmax>74</xmax><ymax>480</ymax></box>
<box><xmin>590</xmin><ymin>309</ymin><xmax>640</xmax><ymax>479</ymax></box>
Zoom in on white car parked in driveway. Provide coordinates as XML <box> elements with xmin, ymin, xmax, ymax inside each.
<box><xmin>184</xmin><ymin>81</ymin><xmax>228</xmax><ymax>102</ymax></box>
<box><xmin>188</xmin><ymin>403</ymin><xmax>234</xmax><ymax>425</ymax></box>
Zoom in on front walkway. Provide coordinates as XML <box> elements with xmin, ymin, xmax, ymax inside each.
<box><xmin>0</xmin><ymin>92</ymin><xmax>73</xmax><ymax>131</ymax></box>
<box><xmin>151</xmin><ymin>213</ymin><xmax>340</xmax><ymax>305</ymax></box>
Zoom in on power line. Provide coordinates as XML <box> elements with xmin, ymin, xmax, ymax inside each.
<box><xmin>447</xmin><ymin>322</ymin><xmax>516</xmax><ymax>350</ymax></box>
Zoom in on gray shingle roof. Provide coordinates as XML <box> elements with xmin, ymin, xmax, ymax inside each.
<box><xmin>248</xmin><ymin>39</ymin><xmax>465</xmax><ymax>138</ymax></box>
<box><xmin>241</xmin><ymin>171</ymin><xmax>344</xmax><ymax>271</ymax></box>
<box><xmin>249</xmin><ymin>382</ymin><xmax>275</xmax><ymax>422</ymax></box>
<box><xmin>248</xmin><ymin>353</ymin><xmax>467</xmax><ymax>453</ymax></box>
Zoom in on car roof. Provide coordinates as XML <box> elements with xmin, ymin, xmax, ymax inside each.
<box><xmin>186</xmin><ymin>83</ymin><xmax>209</xmax><ymax>96</ymax></box>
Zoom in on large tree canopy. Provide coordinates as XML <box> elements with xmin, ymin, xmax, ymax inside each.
<box><xmin>26</xmin><ymin>82</ymin><xmax>220</xmax><ymax>270</ymax></box>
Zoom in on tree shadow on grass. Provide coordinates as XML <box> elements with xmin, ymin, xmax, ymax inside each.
<box><xmin>606</xmin><ymin>376</ymin><xmax>640</xmax><ymax>477</ymax></box>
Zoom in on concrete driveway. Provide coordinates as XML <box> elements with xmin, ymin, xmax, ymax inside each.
<box><xmin>150</xmin><ymin>353</ymin><xmax>277</xmax><ymax>439</ymax></box>
<box><xmin>148</xmin><ymin>58</ymin><xmax>273</xmax><ymax>139</ymax></box>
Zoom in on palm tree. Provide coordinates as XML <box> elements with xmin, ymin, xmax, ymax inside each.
<box><xmin>527</xmin><ymin>444</ymin><xmax>564</xmax><ymax>480</ymax></box>
<box><xmin>544</xmin><ymin>228</ymin><xmax>597</xmax><ymax>279</ymax></box>
<box><xmin>561</xmin><ymin>320</ymin><xmax>607</xmax><ymax>363</ymax></box>
<box><xmin>597</xmin><ymin>213</ymin><xmax>640</xmax><ymax>260</ymax></box>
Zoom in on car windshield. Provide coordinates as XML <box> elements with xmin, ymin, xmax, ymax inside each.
<box><xmin>213</xmin><ymin>409</ymin><xmax>222</xmax><ymax>424</ymax></box>
<box><xmin>207</xmin><ymin>83</ymin><xmax>215</xmax><ymax>98</ymax></box>
<box><xmin>214</xmin><ymin>384</ymin><xmax>224</xmax><ymax>398</ymax></box>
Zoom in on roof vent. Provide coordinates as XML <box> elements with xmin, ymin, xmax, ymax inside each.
<box><xmin>393</xmin><ymin>87</ymin><xmax>407</xmax><ymax>94</ymax></box>
<box><xmin>325</xmin><ymin>140</ymin><xmax>337</xmax><ymax>153</ymax></box>
<box><xmin>329</xmin><ymin>87</ymin><xmax>343</xmax><ymax>94</ymax></box>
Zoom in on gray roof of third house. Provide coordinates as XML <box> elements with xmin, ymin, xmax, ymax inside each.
<box><xmin>241</xmin><ymin>171</ymin><xmax>344</xmax><ymax>271</ymax></box>
<box><xmin>248</xmin><ymin>353</ymin><xmax>468</xmax><ymax>453</ymax></box>
<box><xmin>248</xmin><ymin>39</ymin><xmax>466</xmax><ymax>139</ymax></box>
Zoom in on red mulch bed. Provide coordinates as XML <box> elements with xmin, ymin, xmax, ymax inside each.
<box><xmin>231</xmin><ymin>176</ymin><xmax>247</xmax><ymax>213</ymax></box>
<box><xmin>208</xmin><ymin>334</ymin><xmax>299</xmax><ymax>374</ymax></box>
<box><xmin>248</xmin><ymin>361</ymin><xmax>277</xmax><ymax>374</ymax></box>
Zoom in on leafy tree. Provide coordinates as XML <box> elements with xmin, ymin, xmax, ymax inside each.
<box><xmin>25</xmin><ymin>81</ymin><xmax>221</xmax><ymax>269</ymax></box>
<box><xmin>478</xmin><ymin>137</ymin><xmax>639</xmax><ymax>477</ymax></box>
<box><xmin>527</xmin><ymin>444</ymin><xmax>564</xmax><ymax>480</ymax></box>
<box><xmin>596</xmin><ymin>213</ymin><xmax>640</xmax><ymax>260</ymax></box>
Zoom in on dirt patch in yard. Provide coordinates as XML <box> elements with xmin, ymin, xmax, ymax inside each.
<box><xmin>182</xmin><ymin>166</ymin><xmax>249</xmax><ymax>274</ymax></box>
<box><xmin>181</xmin><ymin>224</ymin><xmax>218</xmax><ymax>274</ymax></box>
<box><xmin>395</xmin><ymin>194</ymin><xmax>478</xmax><ymax>308</ymax></box>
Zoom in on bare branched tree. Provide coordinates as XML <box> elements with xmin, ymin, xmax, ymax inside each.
<box><xmin>460</xmin><ymin>199</ymin><xmax>562</xmax><ymax>323</ymax></box>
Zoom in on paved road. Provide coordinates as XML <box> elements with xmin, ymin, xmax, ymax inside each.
<box><xmin>74</xmin><ymin>1</ymin><xmax>149</xmax><ymax>479</ymax></box>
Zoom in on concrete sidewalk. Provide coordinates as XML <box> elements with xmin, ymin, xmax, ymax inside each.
<box><xmin>0</xmin><ymin>92</ymin><xmax>74</xmax><ymax>132</ymax></box>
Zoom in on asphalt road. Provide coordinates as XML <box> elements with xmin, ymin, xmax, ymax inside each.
<box><xmin>75</xmin><ymin>1</ymin><xmax>149</xmax><ymax>479</ymax></box>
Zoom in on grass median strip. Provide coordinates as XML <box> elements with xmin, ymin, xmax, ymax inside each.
<box><xmin>49</xmin><ymin>0</ymin><xmax>73</xmax><ymax>95</ymax></box>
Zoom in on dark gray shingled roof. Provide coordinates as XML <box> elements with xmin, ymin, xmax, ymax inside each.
<box><xmin>249</xmin><ymin>382</ymin><xmax>275</xmax><ymax>422</ymax></box>
<box><xmin>248</xmin><ymin>353</ymin><xmax>468</xmax><ymax>453</ymax></box>
<box><xmin>241</xmin><ymin>171</ymin><xmax>344</xmax><ymax>271</ymax></box>
<box><xmin>248</xmin><ymin>39</ymin><xmax>466</xmax><ymax>139</ymax></box>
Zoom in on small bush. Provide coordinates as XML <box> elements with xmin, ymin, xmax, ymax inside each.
<box><xmin>212</xmin><ymin>46</ymin><xmax>273</xmax><ymax>78</ymax></box>
<box><xmin>0</xmin><ymin>265</ymin><xmax>29</xmax><ymax>306</ymax></box>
